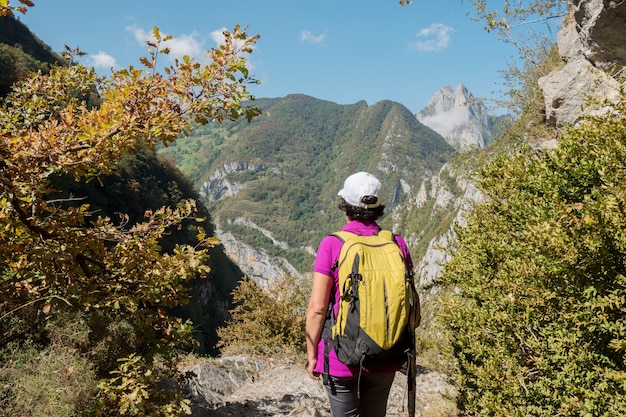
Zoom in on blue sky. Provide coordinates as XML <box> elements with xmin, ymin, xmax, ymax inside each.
<box><xmin>17</xmin><ymin>0</ymin><xmax>540</xmax><ymax>114</ymax></box>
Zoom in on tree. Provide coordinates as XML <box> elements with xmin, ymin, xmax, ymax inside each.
<box><xmin>0</xmin><ymin>2</ymin><xmax>261</xmax><ymax>414</ymax></box>
<box><xmin>451</xmin><ymin>0</ymin><xmax>569</xmax><ymax>39</ymax></box>
<box><xmin>437</xmin><ymin>94</ymin><xmax>626</xmax><ymax>415</ymax></box>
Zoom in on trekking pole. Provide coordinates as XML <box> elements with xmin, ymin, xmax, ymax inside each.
<box><xmin>408</xmin><ymin>347</ymin><xmax>416</xmax><ymax>417</ymax></box>
<box><xmin>407</xmin><ymin>275</ymin><xmax>419</xmax><ymax>417</ymax></box>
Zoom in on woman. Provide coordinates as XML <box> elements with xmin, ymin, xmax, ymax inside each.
<box><xmin>305</xmin><ymin>171</ymin><xmax>414</xmax><ymax>417</ymax></box>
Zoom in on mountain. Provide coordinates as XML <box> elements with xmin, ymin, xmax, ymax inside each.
<box><xmin>416</xmin><ymin>83</ymin><xmax>506</xmax><ymax>151</ymax></box>
<box><xmin>157</xmin><ymin>85</ymin><xmax>510</xmax><ymax>290</ymax></box>
<box><xmin>159</xmin><ymin>94</ymin><xmax>457</xmax><ymax>286</ymax></box>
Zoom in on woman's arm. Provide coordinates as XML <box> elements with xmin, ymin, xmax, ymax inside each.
<box><xmin>305</xmin><ymin>271</ymin><xmax>332</xmax><ymax>380</ymax></box>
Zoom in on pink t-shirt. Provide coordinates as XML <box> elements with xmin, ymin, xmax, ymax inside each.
<box><xmin>312</xmin><ymin>220</ymin><xmax>414</xmax><ymax>377</ymax></box>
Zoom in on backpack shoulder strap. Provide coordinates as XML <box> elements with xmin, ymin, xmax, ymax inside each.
<box><xmin>377</xmin><ymin>229</ymin><xmax>394</xmax><ymax>242</ymax></box>
<box><xmin>330</xmin><ymin>231</ymin><xmax>354</xmax><ymax>243</ymax></box>
<box><xmin>329</xmin><ymin>231</ymin><xmax>356</xmax><ymax>272</ymax></box>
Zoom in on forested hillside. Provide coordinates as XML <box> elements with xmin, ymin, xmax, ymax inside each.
<box><xmin>0</xmin><ymin>15</ymin><xmax>63</xmax><ymax>96</ymax></box>
<box><xmin>159</xmin><ymin>94</ymin><xmax>457</xmax><ymax>279</ymax></box>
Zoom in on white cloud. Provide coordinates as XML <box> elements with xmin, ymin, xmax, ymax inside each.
<box><xmin>88</xmin><ymin>51</ymin><xmax>117</xmax><ymax>69</ymax></box>
<box><xmin>164</xmin><ymin>33</ymin><xmax>203</xmax><ymax>61</ymax></box>
<box><xmin>419</xmin><ymin>107</ymin><xmax>469</xmax><ymax>138</ymax></box>
<box><xmin>411</xmin><ymin>23</ymin><xmax>454</xmax><ymax>52</ymax></box>
<box><xmin>126</xmin><ymin>25</ymin><xmax>204</xmax><ymax>62</ymax></box>
<box><xmin>127</xmin><ymin>25</ymin><xmax>152</xmax><ymax>45</ymax></box>
<box><xmin>210</xmin><ymin>27</ymin><xmax>227</xmax><ymax>45</ymax></box>
<box><xmin>300</xmin><ymin>31</ymin><xmax>325</xmax><ymax>43</ymax></box>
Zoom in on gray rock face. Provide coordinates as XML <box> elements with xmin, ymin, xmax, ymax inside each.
<box><xmin>214</xmin><ymin>219</ymin><xmax>304</xmax><ymax>289</ymax></box>
<box><xmin>573</xmin><ymin>0</ymin><xmax>626</xmax><ymax>71</ymax></box>
<box><xmin>183</xmin><ymin>357</ymin><xmax>264</xmax><ymax>408</ymax></box>
<box><xmin>182</xmin><ymin>356</ymin><xmax>330</xmax><ymax>416</ymax></box>
<box><xmin>414</xmin><ymin>166</ymin><xmax>484</xmax><ymax>288</ymax></box>
<box><xmin>200</xmin><ymin>163</ymin><xmax>279</xmax><ymax>202</ymax></box>
<box><xmin>416</xmin><ymin>83</ymin><xmax>495</xmax><ymax>151</ymax></box>
<box><xmin>539</xmin><ymin>0</ymin><xmax>626</xmax><ymax>127</ymax></box>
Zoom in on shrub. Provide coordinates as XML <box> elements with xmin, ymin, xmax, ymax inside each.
<box><xmin>217</xmin><ymin>275</ymin><xmax>309</xmax><ymax>355</ymax></box>
<box><xmin>438</xmin><ymin>94</ymin><xmax>626</xmax><ymax>415</ymax></box>
<box><xmin>0</xmin><ymin>315</ymin><xmax>96</xmax><ymax>417</ymax></box>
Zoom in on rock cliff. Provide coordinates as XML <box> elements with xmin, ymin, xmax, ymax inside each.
<box><xmin>215</xmin><ymin>219</ymin><xmax>305</xmax><ymax>288</ymax></box>
<box><xmin>414</xmin><ymin>165</ymin><xmax>484</xmax><ymax>288</ymax></box>
<box><xmin>539</xmin><ymin>0</ymin><xmax>626</xmax><ymax>127</ymax></box>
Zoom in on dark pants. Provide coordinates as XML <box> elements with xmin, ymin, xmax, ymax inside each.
<box><xmin>324</xmin><ymin>372</ymin><xmax>396</xmax><ymax>417</ymax></box>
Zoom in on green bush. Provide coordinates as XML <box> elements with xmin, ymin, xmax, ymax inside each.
<box><xmin>438</xmin><ymin>94</ymin><xmax>626</xmax><ymax>415</ymax></box>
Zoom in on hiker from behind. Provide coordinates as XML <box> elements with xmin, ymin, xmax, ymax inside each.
<box><xmin>305</xmin><ymin>172</ymin><xmax>417</xmax><ymax>417</ymax></box>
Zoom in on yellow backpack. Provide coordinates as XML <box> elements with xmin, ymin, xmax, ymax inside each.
<box><xmin>324</xmin><ymin>230</ymin><xmax>420</xmax><ymax>370</ymax></box>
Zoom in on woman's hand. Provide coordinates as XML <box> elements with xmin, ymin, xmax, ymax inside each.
<box><xmin>305</xmin><ymin>357</ymin><xmax>320</xmax><ymax>380</ymax></box>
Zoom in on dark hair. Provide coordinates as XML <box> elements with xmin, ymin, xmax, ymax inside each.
<box><xmin>338</xmin><ymin>198</ymin><xmax>385</xmax><ymax>221</ymax></box>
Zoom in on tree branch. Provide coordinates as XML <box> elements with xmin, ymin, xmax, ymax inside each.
<box><xmin>0</xmin><ymin>295</ymin><xmax>72</xmax><ymax>322</ymax></box>
<box><xmin>508</xmin><ymin>14</ymin><xmax>568</xmax><ymax>30</ymax></box>
<box><xmin>11</xmin><ymin>195</ymin><xmax>53</xmax><ymax>239</ymax></box>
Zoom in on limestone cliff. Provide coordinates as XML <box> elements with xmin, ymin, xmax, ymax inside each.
<box><xmin>539</xmin><ymin>0</ymin><xmax>626</xmax><ymax>127</ymax></box>
<box><xmin>215</xmin><ymin>218</ymin><xmax>305</xmax><ymax>288</ymax></box>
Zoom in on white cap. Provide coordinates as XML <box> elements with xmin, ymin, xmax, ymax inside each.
<box><xmin>338</xmin><ymin>172</ymin><xmax>383</xmax><ymax>209</ymax></box>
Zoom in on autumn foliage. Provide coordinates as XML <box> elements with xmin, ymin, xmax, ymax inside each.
<box><xmin>0</xmin><ymin>5</ymin><xmax>260</xmax><ymax>414</ymax></box>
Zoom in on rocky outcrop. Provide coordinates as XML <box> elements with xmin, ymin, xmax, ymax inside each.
<box><xmin>215</xmin><ymin>220</ymin><xmax>303</xmax><ymax>289</ymax></box>
<box><xmin>200</xmin><ymin>163</ymin><xmax>279</xmax><ymax>202</ymax></box>
<box><xmin>416</xmin><ymin>83</ymin><xmax>497</xmax><ymax>151</ymax></box>
<box><xmin>183</xmin><ymin>357</ymin><xmax>265</xmax><ymax>408</ymax></box>
<box><xmin>539</xmin><ymin>0</ymin><xmax>626</xmax><ymax>127</ymax></box>
<box><xmin>571</xmin><ymin>0</ymin><xmax>626</xmax><ymax>71</ymax></box>
<box><xmin>413</xmin><ymin>165</ymin><xmax>484</xmax><ymax>287</ymax></box>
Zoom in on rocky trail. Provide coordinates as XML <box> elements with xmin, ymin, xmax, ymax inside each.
<box><xmin>183</xmin><ymin>356</ymin><xmax>456</xmax><ymax>417</ymax></box>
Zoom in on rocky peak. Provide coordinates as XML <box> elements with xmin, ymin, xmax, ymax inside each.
<box><xmin>416</xmin><ymin>83</ymin><xmax>494</xmax><ymax>151</ymax></box>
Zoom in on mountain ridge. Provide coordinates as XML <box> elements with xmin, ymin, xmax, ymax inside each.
<box><xmin>159</xmin><ymin>94</ymin><xmax>462</xmax><ymax>284</ymax></box>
